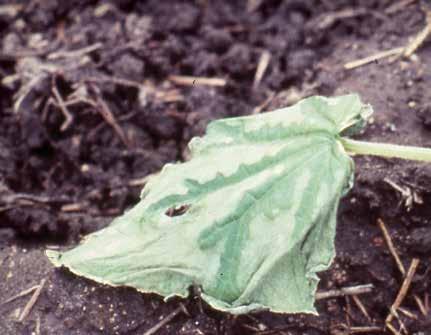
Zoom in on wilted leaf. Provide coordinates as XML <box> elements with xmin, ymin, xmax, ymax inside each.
<box><xmin>47</xmin><ymin>94</ymin><xmax>372</xmax><ymax>314</ymax></box>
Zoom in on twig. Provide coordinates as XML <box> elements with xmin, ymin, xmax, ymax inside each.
<box><xmin>247</xmin><ymin>0</ymin><xmax>264</xmax><ymax>12</ymax></box>
<box><xmin>245</xmin><ymin>314</ymin><xmax>268</xmax><ymax>332</ymax></box>
<box><xmin>2</xmin><ymin>285</ymin><xmax>39</xmax><ymax>305</ymax></box>
<box><xmin>48</xmin><ymin>42</ymin><xmax>103</xmax><ymax>60</ymax></box>
<box><xmin>403</xmin><ymin>9</ymin><xmax>431</xmax><ymax>57</ymax></box>
<box><xmin>14</xmin><ymin>75</ymin><xmax>47</xmax><ymax>113</ymax></box>
<box><xmin>413</xmin><ymin>294</ymin><xmax>427</xmax><ymax>316</ymax></box>
<box><xmin>253</xmin><ymin>325</ymin><xmax>293</xmax><ymax>335</ymax></box>
<box><xmin>313</xmin><ymin>8</ymin><xmax>369</xmax><ymax>31</ymax></box>
<box><xmin>352</xmin><ymin>295</ymin><xmax>371</xmax><ymax>322</ymax></box>
<box><xmin>386</xmin><ymin>258</ymin><xmax>420</xmax><ymax>324</ymax></box>
<box><xmin>35</xmin><ymin>316</ymin><xmax>41</xmax><ymax>335</ymax></box>
<box><xmin>143</xmin><ymin>304</ymin><xmax>187</xmax><ymax>335</ymax></box>
<box><xmin>139</xmin><ymin>81</ymin><xmax>184</xmax><ymax>104</ymax></box>
<box><xmin>384</xmin><ymin>178</ymin><xmax>411</xmax><ymax>199</ymax></box>
<box><xmin>345</xmin><ymin>296</ymin><xmax>352</xmax><ymax>327</ymax></box>
<box><xmin>345</xmin><ymin>7</ymin><xmax>431</xmax><ymax>69</ymax></box>
<box><xmin>398</xmin><ymin>316</ymin><xmax>408</xmax><ymax>335</ymax></box>
<box><xmin>315</xmin><ymin>284</ymin><xmax>373</xmax><ymax>300</ymax></box>
<box><xmin>344</xmin><ymin>47</ymin><xmax>404</xmax><ymax>70</ymax></box>
<box><xmin>242</xmin><ymin>324</ymin><xmax>261</xmax><ymax>332</ymax></box>
<box><xmin>377</xmin><ymin>218</ymin><xmax>406</xmax><ymax>275</ymax></box>
<box><xmin>348</xmin><ymin>326</ymin><xmax>383</xmax><ymax>333</ymax></box>
<box><xmin>0</xmin><ymin>49</ymin><xmax>50</xmax><ymax>61</ymax></box>
<box><xmin>41</xmin><ymin>97</ymin><xmax>56</xmax><ymax>122</ymax></box>
<box><xmin>1</xmin><ymin>73</ymin><xmax>20</xmax><ymax>87</ymax></box>
<box><xmin>61</xmin><ymin>97</ymin><xmax>97</xmax><ymax>108</ymax></box>
<box><xmin>398</xmin><ymin>307</ymin><xmax>418</xmax><ymax>320</ymax></box>
<box><xmin>84</xmin><ymin>76</ymin><xmax>142</xmax><ymax>89</ymax></box>
<box><xmin>385</xmin><ymin>0</ymin><xmax>417</xmax><ymax>14</ymax></box>
<box><xmin>379</xmin><ymin>220</ymin><xmax>427</xmax><ymax>318</ymax></box>
<box><xmin>1</xmin><ymin>192</ymin><xmax>66</xmax><ymax>205</ymax></box>
<box><xmin>18</xmin><ymin>279</ymin><xmax>46</xmax><ymax>322</ymax></box>
<box><xmin>252</xmin><ymin>91</ymin><xmax>276</xmax><ymax>114</ymax></box>
<box><xmin>386</xmin><ymin>322</ymin><xmax>402</xmax><ymax>335</ymax></box>
<box><xmin>253</xmin><ymin>50</ymin><xmax>271</xmax><ymax>89</ymax></box>
<box><xmin>168</xmin><ymin>75</ymin><xmax>226</xmax><ymax>87</ymax></box>
<box><xmin>94</xmin><ymin>3</ymin><xmax>117</xmax><ymax>17</ymax></box>
<box><xmin>34</xmin><ymin>315</ymin><xmax>40</xmax><ymax>335</ymax></box>
<box><xmin>157</xmin><ymin>91</ymin><xmax>184</xmax><ymax>103</ymax></box>
<box><xmin>0</xmin><ymin>206</ymin><xmax>14</xmax><ymax>213</ymax></box>
<box><xmin>128</xmin><ymin>174</ymin><xmax>156</xmax><ymax>187</ymax></box>
<box><xmin>384</xmin><ymin>178</ymin><xmax>417</xmax><ymax>210</ymax></box>
<box><xmin>61</xmin><ymin>202</ymin><xmax>86</xmax><ymax>212</ymax></box>
<box><xmin>52</xmin><ymin>77</ymin><xmax>74</xmax><ymax>131</ymax></box>
<box><xmin>94</xmin><ymin>92</ymin><xmax>130</xmax><ymax>148</ymax></box>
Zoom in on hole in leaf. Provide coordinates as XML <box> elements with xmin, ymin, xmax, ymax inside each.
<box><xmin>165</xmin><ymin>204</ymin><xmax>190</xmax><ymax>217</ymax></box>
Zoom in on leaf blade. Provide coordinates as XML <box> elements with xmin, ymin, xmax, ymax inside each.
<box><xmin>47</xmin><ymin>94</ymin><xmax>371</xmax><ymax>314</ymax></box>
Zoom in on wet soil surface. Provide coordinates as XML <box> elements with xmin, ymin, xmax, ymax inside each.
<box><xmin>1</xmin><ymin>1</ymin><xmax>431</xmax><ymax>334</ymax></box>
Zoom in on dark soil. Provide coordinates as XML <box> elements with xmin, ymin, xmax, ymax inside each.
<box><xmin>1</xmin><ymin>1</ymin><xmax>431</xmax><ymax>334</ymax></box>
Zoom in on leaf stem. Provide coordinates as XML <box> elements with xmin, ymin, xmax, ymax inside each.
<box><xmin>341</xmin><ymin>138</ymin><xmax>431</xmax><ymax>162</ymax></box>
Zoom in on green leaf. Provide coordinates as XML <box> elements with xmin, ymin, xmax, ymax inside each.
<box><xmin>47</xmin><ymin>94</ymin><xmax>372</xmax><ymax>314</ymax></box>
